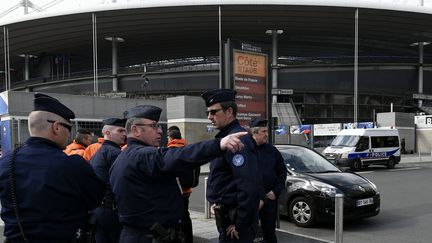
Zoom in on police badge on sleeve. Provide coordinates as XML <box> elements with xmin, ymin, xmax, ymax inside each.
<box><xmin>232</xmin><ymin>154</ymin><xmax>245</xmax><ymax>166</ymax></box>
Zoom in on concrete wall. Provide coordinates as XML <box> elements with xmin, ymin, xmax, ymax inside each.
<box><xmin>167</xmin><ymin>96</ymin><xmax>215</xmax><ymax>144</ymax></box>
<box><xmin>377</xmin><ymin>112</ymin><xmax>415</xmax><ymax>153</ymax></box>
<box><xmin>3</xmin><ymin>91</ymin><xmax>166</xmax><ymax>121</ymax></box>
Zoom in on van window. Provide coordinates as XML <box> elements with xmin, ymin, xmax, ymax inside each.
<box><xmin>355</xmin><ymin>136</ymin><xmax>369</xmax><ymax>151</ymax></box>
<box><xmin>331</xmin><ymin>136</ymin><xmax>359</xmax><ymax>147</ymax></box>
<box><xmin>371</xmin><ymin>136</ymin><xmax>399</xmax><ymax>148</ymax></box>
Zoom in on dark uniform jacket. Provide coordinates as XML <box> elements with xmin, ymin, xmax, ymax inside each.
<box><xmin>206</xmin><ymin>119</ymin><xmax>263</xmax><ymax>233</ymax></box>
<box><xmin>257</xmin><ymin>143</ymin><xmax>287</xmax><ymax>197</ymax></box>
<box><xmin>90</xmin><ymin>140</ymin><xmax>122</xmax><ymax>204</ymax></box>
<box><xmin>109</xmin><ymin>137</ymin><xmax>223</xmax><ymax>230</ymax></box>
<box><xmin>0</xmin><ymin>137</ymin><xmax>105</xmax><ymax>241</ymax></box>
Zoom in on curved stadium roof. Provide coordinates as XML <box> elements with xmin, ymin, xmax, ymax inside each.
<box><xmin>1</xmin><ymin>0</ymin><xmax>432</xmax><ymax>74</ymax></box>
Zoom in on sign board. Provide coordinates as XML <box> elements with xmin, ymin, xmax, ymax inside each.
<box><xmin>233</xmin><ymin>49</ymin><xmax>267</xmax><ymax>125</ymax></box>
<box><xmin>413</xmin><ymin>93</ymin><xmax>432</xmax><ymax>100</ymax></box>
<box><xmin>343</xmin><ymin>122</ymin><xmax>374</xmax><ymax>129</ymax></box>
<box><xmin>313</xmin><ymin>123</ymin><xmax>342</xmax><ymax>136</ymax></box>
<box><xmin>100</xmin><ymin>92</ymin><xmax>127</xmax><ymax>98</ymax></box>
<box><xmin>415</xmin><ymin>115</ymin><xmax>432</xmax><ymax>128</ymax></box>
<box><xmin>290</xmin><ymin>125</ymin><xmax>311</xmax><ymax>134</ymax></box>
<box><xmin>271</xmin><ymin>89</ymin><xmax>293</xmax><ymax>95</ymax></box>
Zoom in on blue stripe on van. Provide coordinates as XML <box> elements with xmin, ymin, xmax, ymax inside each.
<box><xmin>348</xmin><ymin>148</ymin><xmax>399</xmax><ymax>159</ymax></box>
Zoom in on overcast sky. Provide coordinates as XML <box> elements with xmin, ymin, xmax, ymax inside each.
<box><xmin>0</xmin><ymin>0</ymin><xmax>431</xmax><ymax>19</ymax></box>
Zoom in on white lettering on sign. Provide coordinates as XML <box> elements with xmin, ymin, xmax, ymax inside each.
<box><xmin>368</xmin><ymin>152</ymin><xmax>386</xmax><ymax>158</ymax></box>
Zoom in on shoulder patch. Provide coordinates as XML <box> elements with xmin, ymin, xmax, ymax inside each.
<box><xmin>232</xmin><ymin>154</ymin><xmax>245</xmax><ymax>167</ymax></box>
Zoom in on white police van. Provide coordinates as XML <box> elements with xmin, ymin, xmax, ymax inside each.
<box><xmin>323</xmin><ymin>128</ymin><xmax>400</xmax><ymax>171</ymax></box>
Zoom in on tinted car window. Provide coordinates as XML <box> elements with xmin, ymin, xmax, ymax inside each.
<box><xmin>279</xmin><ymin>146</ymin><xmax>341</xmax><ymax>173</ymax></box>
<box><xmin>355</xmin><ymin>136</ymin><xmax>369</xmax><ymax>151</ymax></box>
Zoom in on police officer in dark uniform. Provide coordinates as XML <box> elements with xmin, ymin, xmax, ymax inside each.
<box><xmin>109</xmin><ymin>104</ymin><xmax>247</xmax><ymax>243</ymax></box>
<box><xmin>202</xmin><ymin>89</ymin><xmax>264</xmax><ymax>243</ymax></box>
<box><xmin>249</xmin><ymin>118</ymin><xmax>287</xmax><ymax>243</ymax></box>
<box><xmin>90</xmin><ymin>118</ymin><xmax>127</xmax><ymax>243</ymax></box>
<box><xmin>0</xmin><ymin>93</ymin><xmax>105</xmax><ymax>243</ymax></box>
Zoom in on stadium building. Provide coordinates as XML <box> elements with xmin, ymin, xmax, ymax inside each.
<box><xmin>1</xmin><ymin>0</ymin><xmax>432</xmax><ymax>150</ymax></box>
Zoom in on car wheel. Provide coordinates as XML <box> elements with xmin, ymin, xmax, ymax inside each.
<box><xmin>387</xmin><ymin>157</ymin><xmax>396</xmax><ymax>169</ymax></box>
<box><xmin>350</xmin><ymin>159</ymin><xmax>362</xmax><ymax>171</ymax></box>
<box><xmin>289</xmin><ymin>197</ymin><xmax>316</xmax><ymax>227</ymax></box>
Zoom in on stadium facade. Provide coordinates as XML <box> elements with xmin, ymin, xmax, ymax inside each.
<box><xmin>1</xmin><ymin>0</ymin><xmax>432</xmax><ymax>125</ymax></box>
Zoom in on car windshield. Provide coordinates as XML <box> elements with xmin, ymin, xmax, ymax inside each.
<box><xmin>331</xmin><ymin>135</ymin><xmax>359</xmax><ymax>147</ymax></box>
<box><xmin>279</xmin><ymin>146</ymin><xmax>340</xmax><ymax>173</ymax></box>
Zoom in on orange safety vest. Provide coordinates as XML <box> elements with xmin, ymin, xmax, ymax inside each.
<box><xmin>64</xmin><ymin>141</ymin><xmax>86</xmax><ymax>158</ymax></box>
<box><xmin>167</xmin><ymin>138</ymin><xmax>192</xmax><ymax>195</ymax></box>
<box><xmin>83</xmin><ymin>138</ymin><xmax>104</xmax><ymax>161</ymax></box>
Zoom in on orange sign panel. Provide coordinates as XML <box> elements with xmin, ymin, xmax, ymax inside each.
<box><xmin>234</xmin><ymin>52</ymin><xmax>266</xmax><ymax>78</ymax></box>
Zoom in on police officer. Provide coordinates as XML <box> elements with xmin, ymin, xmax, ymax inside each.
<box><xmin>249</xmin><ymin>118</ymin><xmax>287</xmax><ymax>243</ymax></box>
<box><xmin>202</xmin><ymin>89</ymin><xmax>264</xmax><ymax>243</ymax></box>
<box><xmin>90</xmin><ymin>118</ymin><xmax>127</xmax><ymax>243</ymax></box>
<box><xmin>0</xmin><ymin>93</ymin><xmax>105</xmax><ymax>243</ymax></box>
<box><xmin>109</xmin><ymin>104</ymin><xmax>247</xmax><ymax>243</ymax></box>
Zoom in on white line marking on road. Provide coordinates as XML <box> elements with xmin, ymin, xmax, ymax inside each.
<box><xmin>276</xmin><ymin>228</ymin><xmax>332</xmax><ymax>243</ymax></box>
<box><xmin>357</xmin><ymin>171</ymin><xmax>374</xmax><ymax>174</ymax></box>
<box><xmin>389</xmin><ymin>167</ymin><xmax>421</xmax><ymax>172</ymax></box>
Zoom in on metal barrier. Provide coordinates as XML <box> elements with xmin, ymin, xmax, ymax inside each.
<box><xmin>335</xmin><ymin>194</ymin><xmax>344</xmax><ymax>243</ymax></box>
<box><xmin>204</xmin><ymin>177</ymin><xmax>211</xmax><ymax>219</ymax></box>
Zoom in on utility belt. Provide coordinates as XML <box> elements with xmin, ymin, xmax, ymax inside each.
<box><xmin>213</xmin><ymin>204</ymin><xmax>237</xmax><ymax>232</ymax></box>
<box><xmin>5</xmin><ymin>215</ymin><xmax>97</xmax><ymax>243</ymax></box>
<box><xmin>149</xmin><ymin>222</ymin><xmax>185</xmax><ymax>243</ymax></box>
<box><xmin>100</xmin><ymin>196</ymin><xmax>117</xmax><ymax>210</ymax></box>
<box><xmin>101</xmin><ymin>201</ymin><xmax>117</xmax><ymax>210</ymax></box>
<box><xmin>5</xmin><ymin>239</ymin><xmax>76</xmax><ymax>243</ymax></box>
<box><xmin>123</xmin><ymin>223</ymin><xmax>185</xmax><ymax>243</ymax></box>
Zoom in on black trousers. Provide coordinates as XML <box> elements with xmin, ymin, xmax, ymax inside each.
<box><xmin>94</xmin><ymin>206</ymin><xmax>122</xmax><ymax>243</ymax></box>
<box><xmin>258</xmin><ymin>199</ymin><xmax>278</xmax><ymax>243</ymax></box>
<box><xmin>181</xmin><ymin>196</ymin><xmax>193</xmax><ymax>243</ymax></box>
<box><xmin>218</xmin><ymin>227</ymin><xmax>255</xmax><ymax>243</ymax></box>
<box><xmin>119</xmin><ymin>227</ymin><xmax>153</xmax><ymax>243</ymax></box>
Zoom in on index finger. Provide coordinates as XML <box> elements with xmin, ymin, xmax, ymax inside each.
<box><xmin>231</xmin><ymin>131</ymin><xmax>248</xmax><ymax>138</ymax></box>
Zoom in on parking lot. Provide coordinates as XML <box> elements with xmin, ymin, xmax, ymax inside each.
<box><xmin>190</xmin><ymin>158</ymin><xmax>432</xmax><ymax>243</ymax></box>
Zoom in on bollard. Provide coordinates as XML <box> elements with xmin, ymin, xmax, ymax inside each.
<box><xmin>204</xmin><ymin>177</ymin><xmax>211</xmax><ymax>219</ymax></box>
<box><xmin>335</xmin><ymin>194</ymin><xmax>344</xmax><ymax>243</ymax></box>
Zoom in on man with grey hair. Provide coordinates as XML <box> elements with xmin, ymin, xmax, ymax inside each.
<box><xmin>110</xmin><ymin>104</ymin><xmax>247</xmax><ymax>243</ymax></box>
<box><xmin>0</xmin><ymin>93</ymin><xmax>105</xmax><ymax>243</ymax></box>
<box><xmin>249</xmin><ymin>118</ymin><xmax>287</xmax><ymax>243</ymax></box>
<box><xmin>91</xmin><ymin>118</ymin><xmax>127</xmax><ymax>243</ymax></box>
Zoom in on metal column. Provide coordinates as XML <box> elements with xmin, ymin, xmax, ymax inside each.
<box><xmin>24</xmin><ymin>55</ymin><xmax>30</xmax><ymax>80</ymax></box>
<box><xmin>270</xmin><ymin>30</ymin><xmax>280</xmax><ymax>104</ymax></box>
<box><xmin>92</xmin><ymin>13</ymin><xmax>99</xmax><ymax>95</ymax></box>
<box><xmin>3</xmin><ymin>26</ymin><xmax>10</xmax><ymax>90</ymax></box>
<box><xmin>418</xmin><ymin>42</ymin><xmax>424</xmax><ymax>108</ymax></box>
<box><xmin>218</xmin><ymin>6</ymin><xmax>222</xmax><ymax>88</ymax></box>
<box><xmin>112</xmin><ymin>37</ymin><xmax>119</xmax><ymax>92</ymax></box>
<box><xmin>335</xmin><ymin>194</ymin><xmax>344</xmax><ymax>243</ymax></box>
<box><xmin>354</xmin><ymin>9</ymin><xmax>359</xmax><ymax>126</ymax></box>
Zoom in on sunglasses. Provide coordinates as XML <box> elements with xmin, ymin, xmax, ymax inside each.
<box><xmin>47</xmin><ymin>120</ymin><xmax>72</xmax><ymax>132</ymax></box>
<box><xmin>134</xmin><ymin>123</ymin><xmax>162</xmax><ymax>129</ymax></box>
<box><xmin>206</xmin><ymin>109</ymin><xmax>223</xmax><ymax>116</ymax></box>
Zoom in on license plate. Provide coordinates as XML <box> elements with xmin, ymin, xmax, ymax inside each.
<box><xmin>357</xmin><ymin>198</ymin><xmax>374</xmax><ymax>207</ymax></box>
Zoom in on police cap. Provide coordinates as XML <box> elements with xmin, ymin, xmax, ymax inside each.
<box><xmin>124</xmin><ymin>105</ymin><xmax>162</xmax><ymax>121</ymax></box>
<box><xmin>103</xmin><ymin>118</ymin><xmax>126</xmax><ymax>127</ymax></box>
<box><xmin>33</xmin><ymin>93</ymin><xmax>75</xmax><ymax>122</ymax></box>
<box><xmin>249</xmin><ymin>117</ymin><xmax>268</xmax><ymax>128</ymax></box>
<box><xmin>201</xmin><ymin>89</ymin><xmax>236</xmax><ymax>107</ymax></box>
